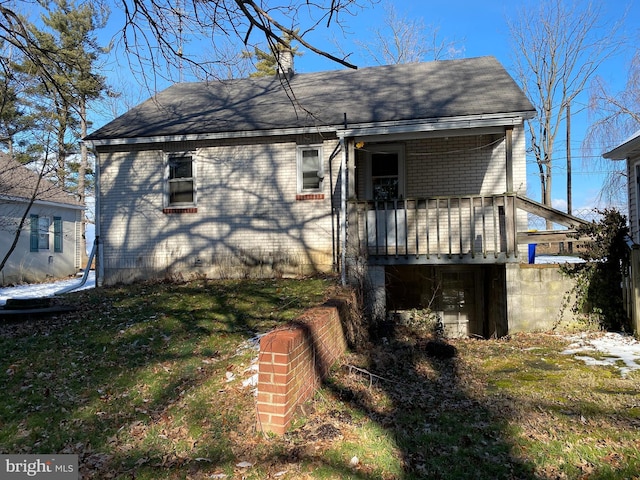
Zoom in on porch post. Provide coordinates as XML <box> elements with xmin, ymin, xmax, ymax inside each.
<box><xmin>505</xmin><ymin>126</ymin><xmax>514</xmax><ymax>192</ymax></box>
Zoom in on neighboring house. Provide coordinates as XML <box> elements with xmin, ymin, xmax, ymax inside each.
<box><xmin>604</xmin><ymin>130</ymin><xmax>640</xmax><ymax>242</ymax></box>
<box><xmin>603</xmin><ymin>130</ymin><xmax>640</xmax><ymax>334</ymax></box>
<box><xmin>86</xmin><ymin>56</ymin><xmax>585</xmax><ymax>336</ymax></box>
<box><xmin>0</xmin><ymin>154</ymin><xmax>85</xmax><ymax>285</ymax></box>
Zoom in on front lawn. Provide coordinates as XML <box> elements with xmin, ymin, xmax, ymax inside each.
<box><xmin>1</xmin><ymin>278</ymin><xmax>638</xmax><ymax>479</ymax></box>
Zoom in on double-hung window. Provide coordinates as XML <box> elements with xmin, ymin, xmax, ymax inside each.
<box><xmin>297</xmin><ymin>145</ymin><xmax>324</xmax><ymax>193</ymax></box>
<box><xmin>30</xmin><ymin>215</ymin><xmax>50</xmax><ymax>251</ymax></box>
<box><xmin>371</xmin><ymin>152</ymin><xmax>400</xmax><ymax>201</ymax></box>
<box><xmin>166</xmin><ymin>153</ymin><xmax>196</xmax><ymax>207</ymax></box>
<box><xmin>363</xmin><ymin>144</ymin><xmax>405</xmax><ymax>201</ymax></box>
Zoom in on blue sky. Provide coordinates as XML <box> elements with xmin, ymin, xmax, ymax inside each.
<box><xmin>287</xmin><ymin>0</ymin><xmax>640</xmax><ymax>216</ymax></box>
<box><xmin>91</xmin><ymin>0</ymin><xmax>640</xmax><ymax>217</ymax></box>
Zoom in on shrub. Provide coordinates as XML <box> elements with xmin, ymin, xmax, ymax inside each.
<box><xmin>561</xmin><ymin>208</ymin><xmax>630</xmax><ymax>331</ymax></box>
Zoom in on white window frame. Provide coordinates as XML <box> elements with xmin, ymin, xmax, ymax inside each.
<box><xmin>297</xmin><ymin>145</ymin><xmax>324</xmax><ymax>194</ymax></box>
<box><xmin>363</xmin><ymin>144</ymin><xmax>405</xmax><ymax>200</ymax></box>
<box><xmin>165</xmin><ymin>152</ymin><xmax>196</xmax><ymax>207</ymax></box>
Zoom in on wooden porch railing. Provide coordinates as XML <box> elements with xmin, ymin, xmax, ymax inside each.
<box><xmin>348</xmin><ymin>194</ymin><xmax>522</xmax><ymax>264</ymax></box>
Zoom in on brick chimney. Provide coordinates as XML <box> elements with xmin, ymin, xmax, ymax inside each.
<box><xmin>277</xmin><ymin>46</ymin><xmax>294</xmax><ymax>78</ymax></box>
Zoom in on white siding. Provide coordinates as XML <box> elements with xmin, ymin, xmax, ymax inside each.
<box><xmin>0</xmin><ymin>202</ymin><xmax>81</xmax><ymax>285</ymax></box>
<box><xmin>629</xmin><ymin>158</ymin><xmax>640</xmax><ymax>243</ymax></box>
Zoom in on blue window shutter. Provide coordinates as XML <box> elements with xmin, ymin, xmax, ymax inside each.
<box><xmin>30</xmin><ymin>215</ymin><xmax>39</xmax><ymax>252</ymax></box>
<box><xmin>54</xmin><ymin>217</ymin><xmax>62</xmax><ymax>252</ymax></box>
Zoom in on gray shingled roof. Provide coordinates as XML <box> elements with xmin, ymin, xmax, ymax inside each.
<box><xmin>603</xmin><ymin>130</ymin><xmax>640</xmax><ymax>160</ymax></box>
<box><xmin>87</xmin><ymin>56</ymin><xmax>535</xmax><ymax>141</ymax></box>
<box><xmin>0</xmin><ymin>153</ymin><xmax>84</xmax><ymax>208</ymax></box>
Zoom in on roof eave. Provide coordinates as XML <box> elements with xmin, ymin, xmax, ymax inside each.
<box><xmin>603</xmin><ymin>130</ymin><xmax>640</xmax><ymax>161</ymax></box>
<box><xmin>85</xmin><ymin>124</ymin><xmax>339</xmax><ymax>147</ymax></box>
<box><xmin>338</xmin><ymin>112</ymin><xmax>535</xmax><ymax>138</ymax></box>
<box><xmin>0</xmin><ymin>194</ymin><xmax>85</xmax><ymax>210</ymax></box>
<box><xmin>86</xmin><ymin>111</ymin><xmax>535</xmax><ymax>148</ymax></box>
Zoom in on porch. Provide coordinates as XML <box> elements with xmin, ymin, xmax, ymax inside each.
<box><xmin>348</xmin><ymin>193</ymin><xmax>589</xmax><ymax>265</ymax></box>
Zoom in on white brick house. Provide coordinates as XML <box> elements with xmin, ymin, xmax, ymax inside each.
<box><xmin>87</xmin><ymin>56</ymin><xmax>586</xmax><ymax>335</ymax></box>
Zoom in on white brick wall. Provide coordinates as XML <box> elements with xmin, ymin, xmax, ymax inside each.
<box><xmin>405</xmin><ymin>129</ymin><xmax>526</xmax><ymax>197</ymax></box>
<box><xmin>98</xmin><ymin>126</ymin><xmax>529</xmax><ymax>284</ymax></box>
<box><xmin>98</xmin><ymin>137</ymin><xmax>340</xmax><ymax>284</ymax></box>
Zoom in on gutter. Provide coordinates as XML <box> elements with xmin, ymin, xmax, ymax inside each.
<box><xmin>0</xmin><ymin>195</ymin><xmax>85</xmax><ymax>210</ymax></box>
<box><xmin>86</xmin><ymin>112</ymin><xmax>535</xmax><ymax>148</ymax></box>
<box><xmin>86</xmin><ymin>125</ymin><xmax>339</xmax><ymax>147</ymax></box>
<box><xmin>340</xmin><ymin>113</ymin><xmax>534</xmax><ymax>138</ymax></box>
<box><xmin>603</xmin><ymin>130</ymin><xmax>640</xmax><ymax>160</ymax></box>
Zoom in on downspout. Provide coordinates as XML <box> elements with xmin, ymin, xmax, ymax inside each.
<box><xmin>328</xmin><ymin>142</ymin><xmax>342</xmax><ymax>272</ymax></box>
<box><xmin>340</xmin><ymin>135</ymin><xmax>348</xmax><ymax>286</ymax></box>
<box><xmin>55</xmin><ymin>238</ymin><xmax>97</xmax><ymax>295</ymax></box>
<box><xmin>94</xmin><ymin>145</ymin><xmax>104</xmax><ymax>287</ymax></box>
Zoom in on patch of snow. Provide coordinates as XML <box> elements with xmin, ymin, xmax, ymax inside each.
<box><xmin>242</xmin><ymin>373</ymin><xmax>258</xmax><ymax>388</ymax></box>
<box><xmin>0</xmin><ymin>271</ymin><xmax>95</xmax><ymax>306</ymax></box>
<box><xmin>562</xmin><ymin>332</ymin><xmax>640</xmax><ymax>377</ymax></box>
<box><xmin>534</xmin><ymin>255</ymin><xmax>585</xmax><ymax>264</ymax></box>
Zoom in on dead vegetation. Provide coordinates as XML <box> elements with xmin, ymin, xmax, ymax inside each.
<box><xmin>1</xmin><ymin>279</ymin><xmax>639</xmax><ymax>479</ymax></box>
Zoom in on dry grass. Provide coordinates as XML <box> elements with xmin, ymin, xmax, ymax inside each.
<box><xmin>1</xmin><ymin>278</ymin><xmax>639</xmax><ymax>479</ymax></box>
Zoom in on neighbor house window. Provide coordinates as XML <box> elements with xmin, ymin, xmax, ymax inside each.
<box><xmin>30</xmin><ymin>215</ymin><xmax>49</xmax><ymax>251</ymax></box>
<box><xmin>53</xmin><ymin>216</ymin><xmax>62</xmax><ymax>253</ymax></box>
<box><xmin>297</xmin><ymin>146</ymin><xmax>324</xmax><ymax>193</ymax></box>
<box><xmin>166</xmin><ymin>153</ymin><xmax>195</xmax><ymax>207</ymax></box>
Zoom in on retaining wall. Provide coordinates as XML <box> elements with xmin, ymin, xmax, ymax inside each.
<box><xmin>506</xmin><ymin>263</ymin><xmax>579</xmax><ymax>332</ymax></box>
<box><xmin>256</xmin><ymin>300</ymin><xmax>349</xmax><ymax>435</ymax></box>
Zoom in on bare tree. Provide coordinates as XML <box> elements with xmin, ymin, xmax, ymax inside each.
<box><xmin>507</xmin><ymin>0</ymin><xmax>624</xmax><ymax>226</ymax></box>
<box><xmin>3</xmin><ymin>0</ymin><xmax>372</xmax><ymax>92</ymax></box>
<box><xmin>585</xmin><ymin>51</ymin><xmax>640</xmax><ymax>205</ymax></box>
<box><xmin>358</xmin><ymin>2</ymin><xmax>464</xmax><ymax>65</ymax></box>
<box><xmin>113</xmin><ymin>0</ymin><xmax>370</xmax><ymax>85</ymax></box>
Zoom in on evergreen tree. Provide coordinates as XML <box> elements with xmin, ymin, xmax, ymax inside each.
<box><xmin>39</xmin><ymin>0</ymin><xmax>107</xmax><ymax>261</ymax></box>
<box><xmin>7</xmin><ymin>0</ymin><xmax>107</xmax><ymax>264</ymax></box>
<box><xmin>244</xmin><ymin>33</ymin><xmax>301</xmax><ymax>77</ymax></box>
<box><xmin>0</xmin><ymin>70</ymin><xmax>31</xmax><ymax>158</ymax></box>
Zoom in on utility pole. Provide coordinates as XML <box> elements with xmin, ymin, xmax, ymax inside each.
<box><xmin>566</xmin><ymin>102</ymin><xmax>573</xmax><ymax>254</ymax></box>
<box><xmin>566</xmin><ymin>102</ymin><xmax>572</xmax><ymax>215</ymax></box>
